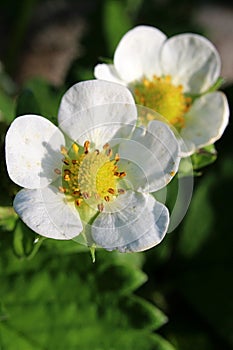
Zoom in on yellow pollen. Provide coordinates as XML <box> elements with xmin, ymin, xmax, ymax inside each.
<box><xmin>134</xmin><ymin>75</ymin><xmax>192</xmax><ymax>130</ymax></box>
<box><xmin>60</xmin><ymin>141</ymin><xmax>126</xmax><ymax>211</ymax></box>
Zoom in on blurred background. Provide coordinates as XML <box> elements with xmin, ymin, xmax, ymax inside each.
<box><xmin>0</xmin><ymin>0</ymin><xmax>232</xmax><ymax>349</ymax></box>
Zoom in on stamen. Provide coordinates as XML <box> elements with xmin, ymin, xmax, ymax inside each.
<box><xmin>54</xmin><ymin>168</ymin><xmax>61</xmax><ymax>175</ymax></box>
<box><xmin>134</xmin><ymin>75</ymin><xmax>192</xmax><ymax>130</ymax></box>
<box><xmin>64</xmin><ymin>169</ymin><xmax>71</xmax><ymax>181</ymax></box>
<box><xmin>106</xmin><ymin>148</ymin><xmax>112</xmax><ymax>157</ymax></box>
<box><xmin>75</xmin><ymin>199</ymin><xmax>82</xmax><ymax>206</ymax></box>
<box><xmin>59</xmin><ymin>186</ymin><xmax>66</xmax><ymax>193</ymax></box>
<box><xmin>61</xmin><ymin>141</ymin><xmax>127</xmax><ymax>209</ymax></box>
<box><xmin>73</xmin><ymin>190</ymin><xmax>80</xmax><ymax>196</ymax></box>
<box><xmin>84</xmin><ymin>140</ymin><xmax>90</xmax><ymax>154</ymax></box>
<box><xmin>62</xmin><ymin>158</ymin><xmax>69</xmax><ymax>165</ymax></box>
<box><xmin>119</xmin><ymin>172</ymin><xmax>126</xmax><ymax>178</ymax></box>
<box><xmin>103</xmin><ymin>143</ymin><xmax>110</xmax><ymax>150</ymax></box>
<box><xmin>97</xmin><ymin>203</ymin><xmax>104</xmax><ymax>212</ymax></box>
<box><xmin>61</xmin><ymin>145</ymin><xmax>68</xmax><ymax>155</ymax></box>
<box><xmin>82</xmin><ymin>192</ymin><xmax>90</xmax><ymax>199</ymax></box>
<box><xmin>94</xmin><ymin>193</ymin><xmax>100</xmax><ymax>201</ymax></box>
<box><xmin>118</xmin><ymin>188</ymin><xmax>125</xmax><ymax>194</ymax></box>
<box><xmin>104</xmin><ymin>195</ymin><xmax>110</xmax><ymax>202</ymax></box>
<box><xmin>64</xmin><ymin>174</ymin><xmax>70</xmax><ymax>181</ymax></box>
<box><xmin>115</xmin><ymin>153</ymin><xmax>120</xmax><ymax>162</ymax></box>
<box><xmin>114</xmin><ymin>171</ymin><xmax>126</xmax><ymax>178</ymax></box>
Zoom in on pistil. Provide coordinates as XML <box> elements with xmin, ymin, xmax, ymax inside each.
<box><xmin>59</xmin><ymin>141</ymin><xmax>126</xmax><ymax>212</ymax></box>
<box><xmin>134</xmin><ymin>75</ymin><xmax>192</xmax><ymax>131</ymax></box>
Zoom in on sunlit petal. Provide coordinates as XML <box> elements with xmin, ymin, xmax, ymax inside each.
<box><xmin>160</xmin><ymin>33</ymin><xmax>221</xmax><ymax>93</ymax></box>
<box><xmin>14</xmin><ymin>185</ymin><xmax>83</xmax><ymax>239</ymax></box>
<box><xmin>92</xmin><ymin>191</ymin><xmax>169</xmax><ymax>252</ymax></box>
<box><xmin>5</xmin><ymin>115</ymin><xmax>65</xmax><ymax>189</ymax></box>
<box><xmin>114</xmin><ymin>25</ymin><xmax>166</xmax><ymax>82</ymax></box>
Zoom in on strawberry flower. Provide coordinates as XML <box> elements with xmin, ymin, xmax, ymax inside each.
<box><xmin>5</xmin><ymin>80</ymin><xmax>180</xmax><ymax>252</ymax></box>
<box><xmin>94</xmin><ymin>25</ymin><xmax>229</xmax><ymax>156</ymax></box>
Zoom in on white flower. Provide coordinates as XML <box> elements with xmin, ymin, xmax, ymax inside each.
<box><xmin>5</xmin><ymin>80</ymin><xmax>180</xmax><ymax>252</ymax></box>
<box><xmin>94</xmin><ymin>25</ymin><xmax>229</xmax><ymax>156</ymax></box>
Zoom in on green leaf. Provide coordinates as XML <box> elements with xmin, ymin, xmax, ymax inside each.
<box><xmin>13</xmin><ymin>220</ymin><xmax>42</xmax><ymax>259</ymax></box>
<box><xmin>16</xmin><ymin>89</ymin><xmax>41</xmax><ymax>116</ymax></box>
<box><xmin>0</xmin><ymin>247</ymin><xmax>173</xmax><ymax>350</ymax></box>
<box><xmin>96</xmin><ymin>263</ymin><xmax>147</xmax><ymax>295</ymax></box>
<box><xmin>103</xmin><ymin>0</ymin><xmax>132</xmax><ymax>55</ymax></box>
<box><xmin>43</xmin><ymin>238</ymin><xmax>90</xmax><ymax>255</ymax></box>
<box><xmin>0</xmin><ymin>206</ymin><xmax>17</xmax><ymax>232</ymax></box>
<box><xmin>18</xmin><ymin>78</ymin><xmax>64</xmax><ymax>124</ymax></box>
<box><xmin>176</xmin><ymin>154</ymin><xmax>233</xmax><ymax>347</ymax></box>
<box><xmin>118</xmin><ymin>295</ymin><xmax>168</xmax><ymax>330</ymax></box>
<box><xmin>0</xmin><ymin>89</ymin><xmax>15</xmax><ymax>123</ymax></box>
<box><xmin>177</xmin><ymin>174</ymin><xmax>215</xmax><ymax>257</ymax></box>
<box><xmin>191</xmin><ymin>144</ymin><xmax>217</xmax><ymax>170</ymax></box>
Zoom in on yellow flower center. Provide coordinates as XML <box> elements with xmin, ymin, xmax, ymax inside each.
<box><xmin>133</xmin><ymin>75</ymin><xmax>192</xmax><ymax>130</ymax></box>
<box><xmin>58</xmin><ymin>141</ymin><xmax>126</xmax><ymax>212</ymax></box>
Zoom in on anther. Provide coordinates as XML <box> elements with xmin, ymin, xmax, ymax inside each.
<box><xmin>64</xmin><ymin>169</ymin><xmax>71</xmax><ymax>181</ymax></box>
<box><xmin>64</xmin><ymin>174</ymin><xmax>70</xmax><ymax>181</ymax></box>
<box><xmin>106</xmin><ymin>148</ymin><xmax>112</xmax><ymax>157</ymax></box>
<box><xmin>75</xmin><ymin>199</ymin><xmax>82</xmax><ymax>207</ymax></box>
<box><xmin>97</xmin><ymin>203</ymin><xmax>104</xmax><ymax>212</ymax></box>
<box><xmin>62</xmin><ymin>158</ymin><xmax>69</xmax><ymax>165</ymax></box>
<box><xmin>61</xmin><ymin>146</ymin><xmax>68</xmax><ymax>155</ymax></box>
<box><xmin>108</xmin><ymin>188</ymin><xmax>115</xmax><ymax>194</ymax></box>
<box><xmin>82</xmin><ymin>192</ymin><xmax>90</xmax><ymax>199</ymax></box>
<box><xmin>95</xmin><ymin>149</ymin><xmax>100</xmax><ymax>155</ymax></box>
<box><xmin>104</xmin><ymin>195</ymin><xmax>110</xmax><ymax>202</ymax></box>
<box><xmin>119</xmin><ymin>172</ymin><xmax>126</xmax><ymax>178</ymax></box>
<box><xmin>114</xmin><ymin>171</ymin><xmax>126</xmax><ymax>178</ymax></box>
<box><xmin>73</xmin><ymin>190</ymin><xmax>80</xmax><ymax>196</ymax></box>
<box><xmin>72</xmin><ymin>159</ymin><xmax>78</xmax><ymax>164</ymax></box>
<box><xmin>115</xmin><ymin>153</ymin><xmax>120</xmax><ymax>162</ymax></box>
<box><xmin>118</xmin><ymin>188</ymin><xmax>125</xmax><ymax>194</ymax></box>
<box><xmin>59</xmin><ymin>186</ymin><xmax>66</xmax><ymax>193</ymax></box>
<box><xmin>54</xmin><ymin>168</ymin><xmax>61</xmax><ymax>175</ymax></box>
<box><xmin>84</xmin><ymin>140</ymin><xmax>90</xmax><ymax>154</ymax></box>
<box><xmin>94</xmin><ymin>193</ymin><xmax>100</xmax><ymax>201</ymax></box>
<box><xmin>103</xmin><ymin>143</ymin><xmax>110</xmax><ymax>149</ymax></box>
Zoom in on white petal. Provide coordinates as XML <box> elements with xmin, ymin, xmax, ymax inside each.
<box><xmin>118</xmin><ymin>121</ymin><xmax>180</xmax><ymax>192</ymax></box>
<box><xmin>58</xmin><ymin>80</ymin><xmax>137</xmax><ymax>148</ymax></box>
<box><xmin>114</xmin><ymin>25</ymin><xmax>166</xmax><ymax>82</ymax></box>
<box><xmin>14</xmin><ymin>185</ymin><xmax>83</xmax><ymax>239</ymax></box>
<box><xmin>160</xmin><ymin>33</ymin><xmax>221</xmax><ymax>94</ymax></box>
<box><xmin>5</xmin><ymin>115</ymin><xmax>65</xmax><ymax>189</ymax></box>
<box><xmin>177</xmin><ymin>137</ymin><xmax>196</xmax><ymax>157</ymax></box>
<box><xmin>180</xmin><ymin>92</ymin><xmax>229</xmax><ymax>152</ymax></box>
<box><xmin>92</xmin><ymin>191</ymin><xmax>169</xmax><ymax>252</ymax></box>
<box><xmin>94</xmin><ymin>64</ymin><xmax>126</xmax><ymax>85</ymax></box>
